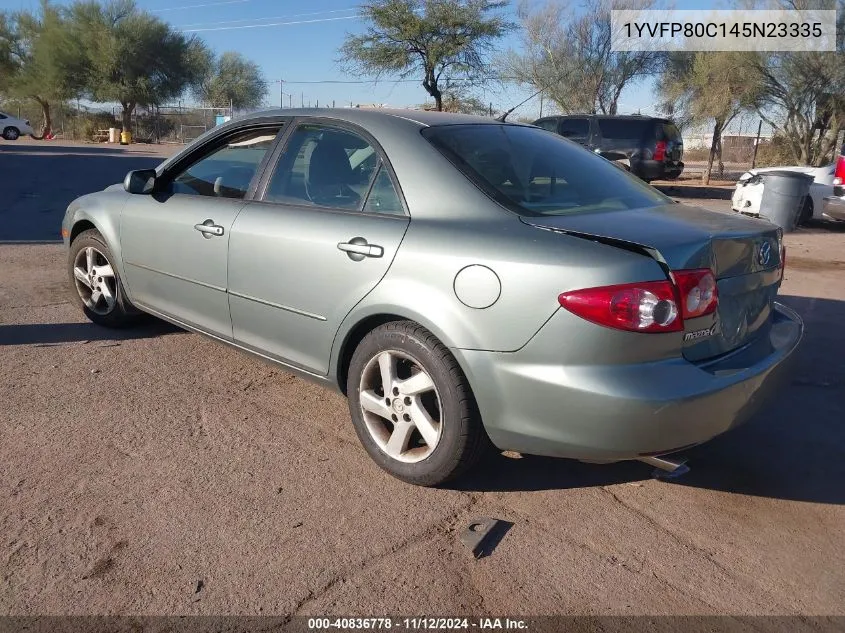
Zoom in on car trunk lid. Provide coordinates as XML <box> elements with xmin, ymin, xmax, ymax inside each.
<box><xmin>521</xmin><ymin>203</ymin><xmax>783</xmax><ymax>361</ymax></box>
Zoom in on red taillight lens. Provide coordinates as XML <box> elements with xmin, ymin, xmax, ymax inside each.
<box><xmin>654</xmin><ymin>140</ymin><xmax>667</xmax><ymax>161</ymax></box>
<box><xmin>559</xmin><ymin>268</ymin><xmax>720</xmax><ymax>334</ymax></box>
<box><xmin>559</xmin><ymin>280</ymin><xmax>682</xmax><ymax>333</ymax></box>
<box><xmin>673</xmin><ymin>269</ymin><xmax>718</xmax><ymax>319</ymax></box>
<box><xmin>834</xmin><ymin>156</ymin><xmax>845</xmax><ymax>186</ymax></box>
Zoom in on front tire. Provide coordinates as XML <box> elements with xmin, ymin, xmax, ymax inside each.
<box><xmin>347</xmin><ymin>321</ymin><xmax>488</xmax><ymax>486</ymax></box>
<box><xmin>68</xmin><ymin>229</ymin><xmax>142</xmax><ymax>328</ymax></box>
<box><xmin>3</xmin><ymin>127</ymin><xmax>20</xmax><ymax>141</ymax></box>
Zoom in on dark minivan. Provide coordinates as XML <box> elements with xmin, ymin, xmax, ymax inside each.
<box><xmin>532</xmin><ymin>115</ymin><xmax>684</xmax><ymax>182</ymax></box>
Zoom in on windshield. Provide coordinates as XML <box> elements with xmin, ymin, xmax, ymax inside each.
<box><xmin>422</xmin><ymin>124</ymin><xmax>671</xmax><ymax>217</ymax></box>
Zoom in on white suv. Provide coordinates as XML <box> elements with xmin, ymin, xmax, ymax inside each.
<box><xmin>0</xmin><ymin>111</ymin><xmax>35</xmax><ymax>140</ymax></box>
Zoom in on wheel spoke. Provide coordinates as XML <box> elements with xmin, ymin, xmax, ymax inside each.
<box><xmin>410</xmin><ymin>402</ymin><xmax>439</xmax><ymax>448</ymax></box>
<box><xmin>385</xmin><ymin>420</ymin><xmax>415</xmax><ymax>458</ymax></box>
<box><xmin>73</xmin><ymin>267</ymin><xmax>91</xmax><ymax>288</ymax></box>
<box><xmin>100</xmin><ymin>282</ymin><xmax>116</xmax><ymax>310</ymax></box>
<box><xmin>360</xmin><ymin>389</ymin><xmax>392</xmax><ymax>420</ymax></box>
<box><xmin>95</xmin><ymin>263</ymin><xmax>114</xmax><ymax>278</ymax></box>
<box><xmin>85</xmin><ymin>247</ymin><xmax>95</xmax><ymax>274</ymax></box>
<box><xmin>377</xmin><ymin>352</ymin><xmax>396</xmax><ymax>392</ymax></box>
<box><xmin>90</xmin><ymin>289</ymin><xmax>102</xmax><ymax>306</ymax></box>
<box><xmin>397</xmin><ymin>370</ymin><xmax>434</xmax><ymax>396</ymax></box>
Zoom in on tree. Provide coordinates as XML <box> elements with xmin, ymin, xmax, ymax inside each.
<box><xmin>662</xmin><ymin>52</ymin><xmax>761</xmax><ymax>184</ymax></box>
<box><xmin>506</xmin><ymin>0</ymin><xmax>664</xmax><ymax>115</ymax></box>
<box><xmin>69</xmin><ymin>0</ymin><xmax>207</xmax><ymax>132</ymax></box>
<box><xmin>0</xmin><ymin>1</ymin><xmax>87</xmax><ymax>137</ymax></box>
<box><xmin>195</xmin><ymin>51</ymin><xmax>267</xmax><ymax>110</ymax></box>
<box><xmin>0</xmin><ymin>12</ymin><xmax>16</xmax><ymax>92</ymax></box>
<box><xmin>340</xmin><ymin>0</ymin><xmax>511</xmax><ymax>111</ymax></box>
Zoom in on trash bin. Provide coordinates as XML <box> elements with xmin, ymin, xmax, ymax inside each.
<box><xmin>757</xmin><ymin>170</ymin><xmax>814</xmax><ymax>231</ymax></box>
<box><xmin>108</xmin><ymin>127</ymin><xmax>119</xmax><ymax>143</ymax></box>
<box><xmin>120</xmin><ymin>130</ymin><xmax>132</xmax><ymax>145</ymax></box>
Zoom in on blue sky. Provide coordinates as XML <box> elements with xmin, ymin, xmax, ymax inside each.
<box><xmin>0</xmin><ymin>0</ymin><xmax>740</xmax><ymax>121</ymax></box>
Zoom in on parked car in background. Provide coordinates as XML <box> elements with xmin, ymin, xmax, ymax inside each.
<box><xmin>822</xmin><ymin>144</ymin><xmax>845</xmax><ymax>222</ymax></box>
<box><xmin>0</xmin><ymin>111</ymin><xmax>35</xmax><ymax>140</ymax></box>
<box><xmin>732</xmin><ymin>163</ymin><xmax>834</xmax><ymax>225</ymax></box>
<box><xmin>62</xmin><ymin>108</ymin><xmax>801</xmax><ymax>486</ymax></box>
<box><xmin>532</xmin><ymin>114</ymin><xmax>684</xmax><ymax>182</ymax></box>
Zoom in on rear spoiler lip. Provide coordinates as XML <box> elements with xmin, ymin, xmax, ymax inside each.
<box><xmin>521</xmin><ymin>219</ymin><xmax>674</xmax><ymax>280</ymax></box>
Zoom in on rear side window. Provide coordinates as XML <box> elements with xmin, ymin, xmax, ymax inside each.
<box><xmin>534</xmin><ymin>119</ymin><xmax>558</xmax><ymax>132</ymax></box>
<box><xmin>558</xmin><ymin>118</ymin><xmax>589</xmax><ymax>141</ymax></box>
<box><xmin>661</xmin><ymin>122</ymin><xmax>682</xmax><ymax>142</ymax></box>
<box><xmin>596</xmin><ymin>118</ymin><xmax>651</xmax><ymax>141</ymax></box>
<box><xmin>422</xmin><ymin>124</ymin><xmax>669</xmax><ymax>217</ymax></box>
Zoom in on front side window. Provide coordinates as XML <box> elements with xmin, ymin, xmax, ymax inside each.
<box><xmin>170</xmin><ymin>127</ymin><xmax>282</xmax><ymax>199</ymax></box>
<box><xmin>263</xmin><ymin>124</ymin><xmax>382</xmax><ymax>211</ymax></box>
<box><xmin>422</xmin><ymin>124</ymin><xmax>670</xmax><ymax>217</ymax></box>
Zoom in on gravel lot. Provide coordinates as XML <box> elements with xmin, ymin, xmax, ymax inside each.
<box><xmin>1</xmin><ymin>140</ymin><xmax>844</xmax><ymax>623</ymax></box>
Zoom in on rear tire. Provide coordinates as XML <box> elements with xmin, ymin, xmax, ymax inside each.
<box><xmin>347</xmin><ymin>321</ymin><xmax>488</xmax><ymax>486</ymax></box>
<box><xmin>68</xmin><ymin>229</ymin><xmax>143</xmax><ymax>328</ymax></box>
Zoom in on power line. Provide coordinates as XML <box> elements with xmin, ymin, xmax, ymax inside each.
<box><xmin>152</xmin><ymin>0</ymin><xmax>250</xmax><ymax>12</ymax></box>
<box><xmin>182</xmin><ymin>14</ymin><xmax>358</xmax><ymax>32</ymax></box>
<box><xmin>175</xmin><ymin>8</ymin><xmax>358</xmax><ymax>29</ymax></box>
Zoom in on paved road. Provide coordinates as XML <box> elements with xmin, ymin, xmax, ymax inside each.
<box><xmin>1</xmin><ymin>142</ymin><xmax>844</xmax><ymax>622</ymax></box>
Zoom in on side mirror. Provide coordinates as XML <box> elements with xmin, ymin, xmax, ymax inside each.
<box><xmin>124</xmin><ymin>169</ymin><xmax>157</xmax><ymax>194</ymax></box>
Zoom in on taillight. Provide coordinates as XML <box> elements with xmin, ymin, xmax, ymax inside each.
<box><xmin>559</xmin><ymin>280</ymin><xmax>681</xmax><ymax>333</ymax></box>
<box><xmin>559</xmin><ymin>268</ymin><xmax>720</xmax><ymax>334</ymax></box>
<box><xmin>654</xmin><ymin>140</ymin><xmax>667</xmax><ymax>161</ymax></box>
<box><xmin>834</xmin><ymin>155</ymin><xmax>845</xmax><ymax>185</ymax></box>
<box><xmin>672</xmin><ymin>269</ymin><xmax>718</xmax><ymax>319</ymax></box>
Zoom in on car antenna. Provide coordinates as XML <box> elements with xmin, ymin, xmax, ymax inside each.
<box><xmin>496</xmin><ymin>88</ymin><xmax>546</xmax><ymax>122</ymax></box>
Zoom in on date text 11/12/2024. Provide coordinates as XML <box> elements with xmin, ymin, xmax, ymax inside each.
<box><xmin>307</xmin><ymin>618</ymin><xmax>529</xmax><ymax>630</ymax></box>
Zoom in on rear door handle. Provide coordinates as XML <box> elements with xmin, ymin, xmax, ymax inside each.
<box><xmin>338</xmin><ymin>238</ymin><xmax>383</xmax><ymax>260</ymax></box>
<box><xmin>194</xmin><ymin>219</ymin><xmax>225</xmax><ymax>238</ymax></box>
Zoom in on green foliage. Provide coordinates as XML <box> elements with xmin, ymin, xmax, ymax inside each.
<box><xmin>340</xmin><ymin>0</ymin><xmax>512</xmax><ymax>110</ymax></box>
<box><xmin>506</xmin><ymin>0</ymin><xmax>664</xmax><ymax>115</ymax></box>
<box><xmin>68</xmin><ymin>0</ymin><xmax>207</xmax><ymax>129</ymax></box>
<box><xmin>195</xmin><ymin>51</ymin><xmax>267</xmax><ymax>110</ymax></box>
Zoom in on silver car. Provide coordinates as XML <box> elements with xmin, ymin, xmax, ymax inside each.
<box><xmin>62</xmin><ymin>109</ymin><xmax>803</xmax><ymax>486</ymax></box>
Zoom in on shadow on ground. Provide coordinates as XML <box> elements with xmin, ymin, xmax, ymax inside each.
<box><xmin>0</xmin><ymin>319</ymin><xmax>181</xmax><ymax>346</ymax></box>
<box><xmin>0</xmin><ymin>144</ymin><xmax>163</xmax><ymax>242</ymax></box>
<box><xmin>455</xmin><ymin>295</ymin><xmax>845</xmax><ymax>505</ymax></box>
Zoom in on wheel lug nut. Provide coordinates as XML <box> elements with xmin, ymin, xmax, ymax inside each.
<box><xmin>403</xmin><ymin>413</ymin><xmax>410</xmax><ymax>422</ymax></box>
<box><xmin>392</xmin><ymin>387</ymin><xmax>399</xmax><ymax>396</ymax></box>
<box><xmin>391</xmin><ymin>414</ymin><xmax>398</xmax><ymax>422</ymax></box>
<box><xmin>385</xmin><ymin>398</ymin><xmax>391</xmax><ymax>405</ymax></box>
<box><xmin>404</xmin><ymin>397</ymin><xmax>411</xmax><ymax>405</ymax></box>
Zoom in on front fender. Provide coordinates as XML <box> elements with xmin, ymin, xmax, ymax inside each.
<box><xmin>63</xmin><ymin>190</ymin><xmax>131</xmax><ymax>287</ymax></box>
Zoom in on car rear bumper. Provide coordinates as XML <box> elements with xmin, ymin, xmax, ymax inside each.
<box><xmin>459</xmin><ymin>302</ymin><xmax>803</xmax><ymax>461</ymax></box>
<box><xmin>635</xmin><ymin>160</ymin><xmax>684</xmax><ymax>181</ymax></box>
<box><xmin>822</xmin><ymin>195</ymin><xmax>845</xmax><ymax>221</ymax></box>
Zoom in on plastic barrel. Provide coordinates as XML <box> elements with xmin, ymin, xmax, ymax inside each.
<box><xmin>120</xmin><ymin>130</ymin><xmax>132</xmax><ymax>145</ymax></box>
<box><xmin>757</xmin><ymin>170</ymin><xmax>813</xmax><ymax>232</ymax></box>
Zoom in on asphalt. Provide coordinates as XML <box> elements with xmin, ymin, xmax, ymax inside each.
<box><xmin>1</xmin><ymin>140</ymin><xmax>844</xmax><ymax>623</ymax></box>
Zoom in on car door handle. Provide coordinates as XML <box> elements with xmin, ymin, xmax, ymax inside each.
<box><xmin>194</xmin><ymin>220</ymin><xmax>225</xmax><ymax>238</ymax></box>
<box><xmin>338</xmin><ymin>239</ymin><xmax>384</xmax><ymax>259</ymax></box>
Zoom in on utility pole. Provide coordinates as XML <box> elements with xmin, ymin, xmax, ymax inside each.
<box><xmin>279</xmin><ymin>79</ymin><xmax>283</xmax><ymax>108</ymax></box>
<box><xmin>751</xmin><ymin>119</ymin><xmax>763</xmax><ymax>169</ymax></box>
<box><xmin>289</xmin><ymin>94</ymin><xmax>292</xmax><ymax>108</ymax></box>
<box><xmin>539</xmin><ymin>94</ymin><xmax>544</xmax><ymax>118</ymax></box>
<box><xmin>301</xmin><ymin>92</ymin><xmax>304</xmax><ymax>107</ymax></box>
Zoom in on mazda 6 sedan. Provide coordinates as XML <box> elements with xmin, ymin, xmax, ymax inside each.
<box><xmin>62</xmin><ymin>109</ymin><xmax>803</xmax><ymax>486</ymax></box>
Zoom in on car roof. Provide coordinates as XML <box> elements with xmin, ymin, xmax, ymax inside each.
<box><xmin>244</xmin><ymin>107</ymin><xmax>513</xmax><ymax>128</ymax></box>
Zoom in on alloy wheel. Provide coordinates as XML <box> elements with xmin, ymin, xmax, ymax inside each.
<box><xmin>358</xmin><ymin>350</ymin><xmax>443</xmax><ymax>463</ymax></box>
<box><xmin>72</xmin><ymin>246</ymin><xmax>117</xmax><ymax>315</ymax></box>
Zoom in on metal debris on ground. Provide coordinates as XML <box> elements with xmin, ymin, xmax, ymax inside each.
<box><xmin>459</xmin><ymin>517</ymin><xmax>512</xmax><ymax>559</ymax></box>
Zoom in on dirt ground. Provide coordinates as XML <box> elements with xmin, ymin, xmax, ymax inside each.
<box><xmin>1</xmin><ymin>140</ymin><xmax>844</xmax><ymax>624</ymax></box>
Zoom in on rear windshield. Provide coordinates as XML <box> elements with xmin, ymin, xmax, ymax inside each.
<box><xmin>596</xmin><ymin>118</ymin><xmax>651</xmax><ymax>141</ymax></box>
<box><xmin>421</xmin><ymin>124</ymin><xmax>670</xmax><ymax>217</ymax></box>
